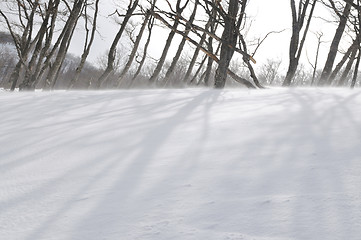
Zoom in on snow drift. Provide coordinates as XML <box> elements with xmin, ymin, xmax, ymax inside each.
<box><xmin>1</xmin><ymin>88</ymin><xmax>361</xmax><ymax>240</ymax></box>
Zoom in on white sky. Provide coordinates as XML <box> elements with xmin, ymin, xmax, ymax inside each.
<box><xmin>67</xmin><ymin>0</ymin><xmax>345</xmax><ymax>72</ymax></box>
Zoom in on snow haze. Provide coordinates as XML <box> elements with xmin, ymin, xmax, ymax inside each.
<box><xmin>1</xmin><ymin>88</ymin><xmax>361</xmax><ymax>239</ymax></box>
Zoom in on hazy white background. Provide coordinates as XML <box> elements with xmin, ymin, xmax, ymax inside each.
<box><xmin>67</xmin><ymin>0</ymin><xmax>342</xmax><ymax>72</ymax></box>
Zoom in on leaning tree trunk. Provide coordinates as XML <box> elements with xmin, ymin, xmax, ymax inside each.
<box><xmin>46</xmin><ymin>0</ymin><xmax>85</xmax><ymax>89</ymax></box>
<box><xmin>117</xmin><ymin>10</ymin><xmax>151</xmax><ymax>87</ymax></box>
<box><xmin>351</xmin><ymin>1</ymin><xmax>361</xmax><ymax>89</ymax></box>
<box><xmin>148</xmin><ymin>0</ymin><xmax>189</xmax><ymax>86</ymax></box>
<box><xmin>214</xmin><ymin>0</ymin><xmax>239</xmax><ymax>89</ymax></box>
<box><xmin>283</xmin><ymin>0</ymin><xmax>316</xmax><ymax>86</ymax></box>
<box><xmin>19</xmin><ymin>0</ymin><xmax>55</xmax><ymax>90</ymax></box>
<box><xmin>351</xmin><ymin>49</ymin><xmax>360</xmax><ymax>88</ymax></box>
<box><xmin>35</xmin><ymin>2</ymin><xmax>70</xmax><ymax>88</ymax></box>
<box><xmin>31</xmin><ymin>0</ymin><xmax>60</xmax><ymax>89</ymax></box>
<box><xmin>97</xmin><ymin>0</ymin><xmax>139</xmax><ymax>88</ymax></box>
<box><xmin>318</xmin><ymin>3</ymin><xmax>351</xmax><ymax>86</ymax></box>
<box><xmin>203</xmin><ymin>40</ymin><xmax>221</xmax><ymax>86</ymax></box>
<box><xmin>9</xmin><ymin>61</ymin><xmax>23</xmax><ymax>91</ymax></box>
<box><xmin>163</xmin><ymin>0</ymin><xmax>199</xmax><ymax>87</ymax></box>
<box><xmin>1</xmin><ymin>0</ymin><xmax>38</xmax><ymax>91</ymax></box>
<box><xmin>69</xmin><ymin>0</ymin><xmax>99</xmax><ymax>89</ymax></box>
<box><xmin>148</xmin><ymin>21</ymin><xmax>179</xmax><ymax>85</ymax></box>
<box><xmin>328</xmin><ymin>40</ymin><xmax>358</xmax><ymax>84</ymax></box>
<box><xmin>239</xmin><ymin>34</ymin><xmax>264</xmax><ymax>88</ymax></box>
<box><xmin>190</xmin><ymin>54</ymin><xmax>208</xmax><ymax>85</ymax></box>
<box><xmin>182</xmin><ymin>5</ymin><xmax>217</xmax><ymax>84</ymax></box>
<box><xmin>128</xmin><ymin>16</ymin><xmax>154</xmax><ymax>88</ymax></box>
<box><xmin>50</xmin><ymin>11</ymin><xmax>80</xmax><ymax>89</ymax></box>
<box><xmin>204</xmin><ymin>36</ymin><xmax>214</xmax><ymax>86</ymax></box>
<box><xmin>183</xmin><ymin>32</ymin><xmax>207</xmax><ymax>84</ymax></box>
<box><xmin>310</xmin><ymin>34</ymin><xmax>322</xmax><ymax>85</ymax></box>
<box><xmin>203</xmin><ymin>1</ymin><xmax>218</xmax><ymax>87</ymax></box>
<box><xmin>151</xmin><ymin>8</ymin><xmax>256</xmax><ymax>88</ymax></box>
<box><xmin>337</xmin><ymin>47</ymin><xmax>357</xmax><ymax>86</ymax></box>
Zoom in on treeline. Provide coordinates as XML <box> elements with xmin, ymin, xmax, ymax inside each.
<box><xmin>0</xmin><ymin>36</ymin><xmax>102</xmax><ymax>89</ymax></box>
<box><xmin>0</xmin><ymin>0</ymin><xmax>360</xmax><ymax>90</ymax></box>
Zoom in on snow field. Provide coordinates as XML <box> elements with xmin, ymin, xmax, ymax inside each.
<box><xmin>1</xmin><ymin>88</ymin><xmax>361</xmax><ymax>239</ymax></box>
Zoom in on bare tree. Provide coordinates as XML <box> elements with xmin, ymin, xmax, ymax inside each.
<box><xmin>68</xmin><ymin>0</ymin><xmax>100</xmax><ymax>89</ymax></box>
<box><xmin>283</xmin><ymin>0</ymin><xmax>317</xmax><ymax>86</ymax></box>
<box><xmin>182</xmin><ymin>32</ymin><xmax>207</xmax><ymax>84</ymax></box>
<box><xmin>328</xmin><ymin>38</ymin><xmax>358</xmax><ymax>84</ymax></box>
<box><xmin>350</xmin><ymin>48</ymin><xmax>360</xmax><ymax>88</ymax></box>
<box><xmin>203</xmin><ymin>0</ymin><xmax>218</xmax><ymax>86</ymax></box>
<box><xmin>151</xmin><ymin>7</ymin><xmax>256</xmax><ymax>88</ymax></box>
<box><xmin>0</xmin><ymin>0</ymin><xmax>83</xmax><ymax>90</ymax></box>
<box><xmin>188</xmin><ymin>0</ymin><xmax>258</xmax><ymax>88</ymax></box>
<box><xmin>128</xmin><ymin>15</ymin><xmax>155</xmax><ymax>87</ymax></box>
<box><xmin>45</xmin><ymin>0</ymin><xmax>86</xmax><ymax>89</ymax></box>
<box><xmin>318</xmin><ymin>1</ymin><xmax>351</xmax><ymax>85</ymax></box>
<box><xmin>18</xmin><ymin>0</ymin><xmax>63</xmax><ymax>90</ymax></box>
<box><xmin>350</xmin><ymin>0</ymin><xmax>361</xmax><ymax>88</ymax></box>
<box><xmin>213</xmin><ymin>0</ymin><xmax>241</xmax><ymax>88</ymax></box>
<box><xmin>0</xmin><ymin>0</ymin><xmax>41</xmax><ymax>90</ymax></box>
<box><xmin>306</xmin><ymin>31</ymin><xmax>324</xmax><ymax>85</ymax></box>
<box><xmin>33</xmin><ymin>0</ymin><xmax>65</xmax><ymax>88</ymax></box>
<box><xmin>163</xmin><ymin>0</ymin><xmax>199</xmax><ymax>87</ymax></box>
<box><xmin>97</xmin><ymin>0</ymin><xmax>139</xmax><ymax>88</ymax></box>
<box><xmin>189</xmin><ymin>54</ymin><xmax>208</xmax><ymax>85</ymax></box>
<box><xmin>337</xmin><ymin>44</ymin><xmax>358</xmax><ymax>85</ymax></box>
<box><xmin>117</xmin><ymin>9</ymin><xmax>152</xmax><ymax>87</ymax></box>
<box><xmin>148</xmin><ymin>0</ymin><xmax>190</xmax><ymax>86</ymax></box>
<box><xmin>259</xmin><ymin>59</ymin><xmax>282</xmax><ymax>85</ymax></box>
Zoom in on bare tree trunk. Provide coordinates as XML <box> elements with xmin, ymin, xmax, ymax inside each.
<box><xmin>31</xmin><ymin>0</ymin><xmax>60</xmax><ymax>89</ymax></box>
<box><xmin>283</xmin><ymin>0</ymin><xmax>316</xmax><ymax>86</ymax></box>
<box><xmin>97</xmin><ymin>0</ymin><xmax>139</xmax><ymax>88</ymax></box>
<box><xmin>328</xmin><ymin>40</ymin><xmax>358</xmax><ymax>84</ymax></box>
<box><xmin>50</xmin><ymin>7</ymin><xmax>82</xmax><ymax>89</ymax></box>
<box><xmin>214</xmin><ymin>0</ymin><xmax>239</xmax><ymax>88</ymax></box>
<box><xmin>9</xmin><ymin>61</ymin><xmax>23</xmax><ymax>91</ymax></box>
<box><xmin>151</xmin><ymin>8</ymin><xmax>255</xmax><ymax>88</ymax></box>
<box><xmin>37</xmin><ymin>3</ymin><xmax>72</xmax><ymax>88</ymax></box>
<box><xmin>203</xmin><ymin>1</ymin><xmax>217</xmax><ymax>87</ymax></box>
<box><xmin>202</xmin><ymin>41</ymin><xmax>221</xmax><ymax>86</ymax></box>
<box><xmin>239</xmin><ymin>34</ymin><xmax>264</xmax><ymax>88</ymax></box>
<box><xmin>1</xmin><ymin>0</ymin><xmax>39</xmax><ymax>90</ymax></box>
<box><xmin>46</xmin><ymin>0</ymin><xmax>85</xmax><ymax>89</ymax></box>
<box><xmin>351</xmin><ymin>1</ymin><xmax>361</xmax><ymax>88</ymax></box>
<box><xmin>128</xmin><ymin>16</ymin><xmax>155</xmax><ymax>88</ymax></box>
<box><xmin>148</xmin><ymin>0</ymin><xmax>189</xmax><ymax>86</ymax></box>
<box><xmin>117</xmin><ymin>10</ymin><xmax>151</xmax><ymax>87</ymax></box>
<box><xmin>163</xmin><ymin>0</ymin><xmax>199</xmax><ymax>87</ymax></box>
<box><xmin>204</xmin><ymin>37</ymin><xmax>214</xmax><ymax>86</ymax></box>
<box><xmin>148</xmin><ymin>22</ymin><xmax>178</xmax><ymax>86</ymax></box>
<box><xmin>19</xmin><ymin>0</ymin><xmax>56</xmax><ymax>90</ymax></box>
<box><xmin>68</xmin><ymin>0</ymin><xmax>99</xmax><ymax>89</ymax></box>
<box><xmin>309</xmin><ymin>32</ymin><xmax>323</xmax><ymax>85</ymax></box>
<box><xmin>318</xmin><ymin>3</ymin><xmax>351</xmax><ymax>86</ymax></box>
<box><xmin>190</xmin><ymin>54</ymin><xmax>207</xmax><ymax>85</ymax></box>
<box><xmin>351</xmin><ymin>49</ymin><xmax>360</xmax><ymax>88</ymax></box>
<box><xmin>183</xmin><ymin>32</ymin><xmax>207</xmax><ymax>84</ymax></box>
<box><xmin>337</xmin><ymin>47</ymin><xmax>357</xmax><ymax>86</ymax></box>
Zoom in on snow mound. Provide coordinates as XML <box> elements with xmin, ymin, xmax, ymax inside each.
<box><xmin>1</xmin><ymin>88</ymin><xmax>361</xmax><ymax>240</ymax></box>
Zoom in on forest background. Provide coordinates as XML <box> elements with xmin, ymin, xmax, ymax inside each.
<box><xmin>0</xmin><ymin>0</ymin><xmax>360</xmax><ymax>90</ymax></box>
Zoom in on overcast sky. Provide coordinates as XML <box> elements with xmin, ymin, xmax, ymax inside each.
<box><xmin>67</xmin><ymin>0</ymin><xmax>342</xmax><ymax>72</ymax></box>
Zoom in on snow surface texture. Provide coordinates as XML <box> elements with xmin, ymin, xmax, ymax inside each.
<box><xmin>1</xmin><ymin>88</ymin><xmax>361</xmax><ymax>240</ymax></box>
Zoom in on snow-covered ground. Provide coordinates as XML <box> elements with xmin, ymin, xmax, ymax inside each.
<box><xmin>1</xmin><ymin>88</ymin><xmax>361</xmax><ymax>240</ymax></box>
